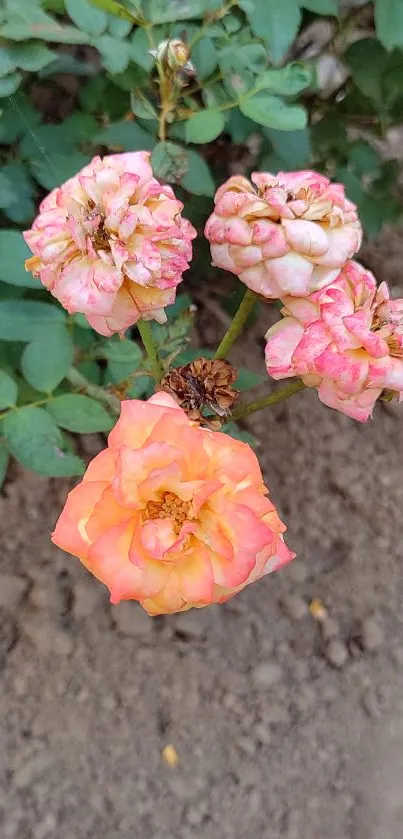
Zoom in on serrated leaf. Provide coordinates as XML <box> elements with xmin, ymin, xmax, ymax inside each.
<box><xmin>101</xmin><ymin>337</ymin><xmax>143</xmax><ymax>382</ymax></box>
<box><xmin>235</xmin><ymin>368</ymin><xmax>264</xmax><ymax>390</ymax></box>
<box><xmin>10</xmin><ymin>42</ymin><xmax>56</xmax><ymax>71</ymax></box>
<box><xmin>0</xmin><ymin>19</ymin><xmax>91</xmax><ymax>44</ymax></box>
<box><xmin>246</xmin><ymin>0</ymin><xmax>301</xmax><ymax>64</ymax></box>
<box><xmin>146</xmin><ymin>0</ymin><xmax>204</xmax><ymax>23</ymax></box>
<box><xmin>344</xmin><ymin>39</ymin><xmax>388</xmax><ymax>106</ymax></box>
<box><xmin>28</xmin><ymin>151</ymin><xmax>92</xmax><ymax>192</ymax></box>
<box><xmin>264</xmin><ymin>126</ymin><xmax>311</xmax><ymax>168</ymax></box>
<box><xmin>375</xmin><ymin>0</ymin><xmax>403</xmax><ymax>51</ymax></box>
<box><xmin>0</xmin><ymin>231</ymin><xmax>40</xmax><ymax>288</ymax></box>
<box><xmin>21</xmin><ymin>326</ymin><xmax>74</xmax><ymax>393</ymax></box>
<box><xmin>192</xmin><ymin>37</ymin><xmax>217</xmax><ymax>80</ymax></box>
<box><xmin>108</xmin><ymin>17</ymin><xmax>132</xmax><ymax>38</ymax></box>
<box><xmin>182</xmin><ymin>150</ymin><xmax>215</xmax><ymax>197</ymax></box>
<box><xmin>66</xmin><ymin>0</ymin><xmax>108</xmax><ymax>35</ymax></box>
<box><xmin>0</xmin><ymin>72</ymin><xmax>21</xmax><ymax>97</ymax></box>
<box><xmin>130</xmin><ymin>28</ymin><xmax>154</xmax><ymax>71</ymax></box>
<box><xmin>0</xmin><ymin>300</ymin><xmax>65</xmax><ymax>342</ymax></box>
<box><xmin>47</xmin><ymin>394</ymin><xmax>114</xmax><ymax>432</ymax></box>
<box><xmin>240</xmin><ymin>92</ymin><xmax>307</xmax><ymax>130</ymax></box>
<box><xmin>185</xmin><ymin>109</ymin><xmax>225</xmax><ymax>144</ymax></box>
<box><xmin>130</xmin><ymin>89</ymin><xmax>157</xmax><ymax>120</ymax></box>
<box><xmin>151</xmin><ymin>141</ymin><xmax>188</xmax><ymax>182</ymax></box>
<box><xmin>0</xmin><ymin>47</ymin><xmax>16</xmax><ymax>76</ymax></box>
<box><xmin>3</xmin><ymin>406</ymin><xmax>84</xmax><ymax>477</ymax></box>
<box><xmin>0</xmin><ymin>93</ymin><xmax>41</xmax><ymax>146</ymax></box>
<box><xmin>95</xmin><ymin>34</ymin><xmax>130</xmax><ymax>73</ymax></box>
<box><xmin>0</xmin><ymin>371</ymin><xmax>18</xmax><ymax>409</ymax></box>
<box><xmin>95</xmin><ymin>120</ymin><xmax>155</xmax><ymax>151</ymax></box>
<box><xmin>256</xmin><ymin>63</ymin><xmax>313</xmax><ymax>96</ymax></box>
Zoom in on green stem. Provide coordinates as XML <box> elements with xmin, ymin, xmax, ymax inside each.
<box><xmin>215</xmin><ymin>289</ymin><xmax>257</xmax><ymax>360</ymax></box>
<box><xmin>67</xmin><ymin>368</ymin><xmax>121</xmax><ymax>415</ymax></box>
<box><xmin>137</xmin><ymin>320</ymin><xmax>164</xmax><ymax>382</ymax></box>
<box><xmin>231</xmin><ymin>381</ymin><xmax>306</xmax><ymax>421</ymax></box>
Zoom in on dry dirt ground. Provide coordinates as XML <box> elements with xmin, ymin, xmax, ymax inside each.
<box><xmin>1</xmin><ymin>229</ymin><xmax>403</xmax><ymax>839</ymax></box>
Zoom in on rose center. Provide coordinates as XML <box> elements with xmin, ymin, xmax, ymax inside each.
<box><xmin>144</xmin><ymin>492</ymin><xmax>193</xmax><ymax>534</ymax></box>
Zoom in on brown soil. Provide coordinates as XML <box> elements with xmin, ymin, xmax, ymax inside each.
<box><xmin>1</xmin><ymin>227</ymin><xmax>403</xmax><ymax>839</ymax></box>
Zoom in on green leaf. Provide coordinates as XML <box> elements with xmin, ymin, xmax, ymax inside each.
<box><xmin>3</xmin><ymin>406</ymin><xmax>84</xmax><ymax>477</ymax></box>
<box><xmin>240</xmin><ymin>93</ymin><xmax>307</xmax><ymax>130</ymax></box>
<box><xmin>0</xmin><ymin>19</ymin><xmax>91</xmax><ymax>44</ymax></box>
<box><xmin>95</xmin><ymin>34</ymin><xmax>130</xmax><ymax>73</ymax></box>
<box><xmin>182</xmin><ymin>150</ymin><xmax>215</xmax><ymax>197</ymax></box>
<box><xmin>151</xmin><ymin>141</ymin><xmax>188</xmax><ymax>182</ymax></box>
<box><xmin>145</xmin><ymin>0</ymin><xmax>204</xmax><ymax>23</ymax></box>
<box><xmin>0</xmin><ymin>371</ymin><xmax>18</xmax><ymax>409</ymax></box>
<box><xmin>88</xmin><ymin>0</ymin><xmax>137</xmax><ymax>22</ymax></box>
<box><xmin>220</xmin><ymin>421</ymin><xmax>258</xmax><ymax>449</ymax></box>
<box><xmin>95</xmin><ymin>120</ymin><xmax>155</xmax><ymax>151</ymax></box>
<box><xmin>344</xmin><ymin>39</ymin><xmax>388</xmax><ymax>106</ymax></box>
<box><xmin>375</xmin><ymin>0</ymin><xmax>403</xmax><ymax>51</ymax></box>
<box><xmin>28</xmin><ymin>151</ymin><xmax>92</xmax><ymax>192</ymax></box>
<box><xmin>0</xmin><ymin>72</ymin><xmax>21</xmax><ymax>97</ymax></box>
<box><xmin>192</xmin><ymin>37</ymin><xmax>217</xmax><ymax>80</ymax></box>
<box><xmin>256</xmin><ymin>63</ymin><xmax>313</xmax><ymax>96</ymax></box>
<box><xmin>108</xmin><ymin>17</ymin><xmax>132</xmax><ymax>38</ymax></box>
<box><xmin>10</xmin><ymin>42</ymin><xmax>56</xmax><ymax>71</ymax></box>
<box><xmin>300</xmin><ymin>0</ymin><xmax>337</xmax><ymax>13</ymax></box>
<box><xmin>246</xmin><ymin>0</ymin><xmax>301</xmax><ymax>64</ymax></box>
<box><xmin>0</xmin><ymin>171</ymin><xmax>16</xmax><ymax>209</ymax></box>
<box><xmin>348</xmin><ymin>140</ymin><xmax>381</xmax><ymax>176</ymax></box>
<box><xmin>101</xmin><ymin>337</ymin><xmax>143</xmax><ymax>382</ymax></box>
<box><xmin>0</xmin><ymin>47</ymin><xmax>16</xmax><ymax>76</ymax></box>
<box><xmin>1</xmin><ymin>163</ymin><xmax>35</xmax><ymax>224</ymax></box>
<box><xmin>21</xmin><ymin>327</ymin><xmax>74</xmax><ymax>393</ymax></box>
<box><xmin>0</xmin><ymin>440</ymin><xmax>9</xmax><ymax>489</ymax></box>
<box><xmin>130</xmin><ymin>89</ymin><xmax>158</xmax><ymax>120</ymax></box>
<box><xmin>235</xmin><ymin>368</ymin><xmax>264</xmax><ymax>390</ymax></box>
<box><xmin>66</xmin><ymin>0</ymin><xmax>108</xmax><ymax>35</ymax></box>
<box><xmin>264</xmin><ymin>126</ymin><xmax>311</xmax><ymax>168</ymax></box>
<box><xmin>0</xmin><ymin>301</ymin><xmax>65</xmax><ymax>342</ymax></box>
<box><xmin>0</xmin><ymin>93</ymin><xmax>41</xmax><ymax>145</ymax></box>
<box><xmin>130</xmin><ymin>28</ymin><xmax>154</xmax><ymax>71</ymax></box>
<box><xmin>0</xmin><ymin>231</ymin><xmax>40</xmax><ymax>289</ymax></box>
<box><xmin>48</xmin><ymin>394</ymin><xmax>114</xmax><ymax>432</ymax></box>
<box><xmin>185</xmin><ymin>109</ymin><xmax>225</xmax><ymax>144</ymax></box>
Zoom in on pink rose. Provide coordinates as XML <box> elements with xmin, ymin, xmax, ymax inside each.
<box><xmin>52</xmin><ymin>393</ymin><xmax>294</xmax><ymax>615</ymax></box>
<box><xmin>265</xmin><ymin>261</ymin><xmax>403</xmax><ymax>422</ymax></box>
<box><xmin>205</xmin><ymin>170</ymin><xmax>362</xmax><ymax>298</ymax></box>
<box><xmin>24</xmin><ymin>152</ymin><xmax>196</xmax><ymax>336</ymax></box>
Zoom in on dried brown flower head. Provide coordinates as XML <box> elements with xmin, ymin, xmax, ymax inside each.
<box><xmin>159</xmin><ymin>357</ymin><xmax>238</xmax><ymax>427</ymax></box>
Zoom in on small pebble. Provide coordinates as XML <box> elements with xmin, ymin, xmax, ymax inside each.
<box><xmin>325</xmin><ymin>639</ymin><xmax>348</xmax><ymax>669</ymax></box>
<box><xmin>252</xmin><ymin>662</ymin><xmax>283</xmax><ymax>688</ymax></box>
<box><xmin>174</xmin><ymin>609</ymin><xmax>211</xmax><ymax>638</ymax></box>
<box><xmin>360</xmin><ymin>616</ymin><xmax>384</xmax><ymax>652</ymax></box>
<box><xmin>113</xmin><ymin>602</ymin><xmax>153</xmax><ymax>637</ymax></box>
<box><xmin>320</xmin><ymin>617</ymin><xmax>340</xmax><ymax>641</ymax></box>
<box><xmin>281</xmin><ymin>594</ymin><xmax>307</xmax><ymax>621</ymax></box>
<box><xmin>21</xmin><ymin>616</ymin><xmax>73</xmax><ymax>656</ymax></box>
<box><xmin>0</xmin><ymin>574</ymin><xmax>29</xmax><ymax>610</ymax></box>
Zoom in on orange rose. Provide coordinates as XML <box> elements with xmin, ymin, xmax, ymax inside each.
<box><xmin>52</xmin><ymin>393</ymin><xmax>294</xmax><ymax>615</ymax></box>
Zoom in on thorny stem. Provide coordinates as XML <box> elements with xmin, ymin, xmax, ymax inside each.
<box><xmin>67</xmin><ymin>368</ymin><xmax>121</xmax><ymax>414</ymax></box>
<box><xmin>214</xmin><ymin>289</ymin><xmax>257</xmax><ymax>360</ymax></box>
<box><xmin>137</xmin><ymin>320</ymin><xmax>164</xmax><ymax>382</ymax></box>
<box><xmin>231</xmin><ymin>381</ymin><xmax>307</xmax><ymax>421</ymax></box>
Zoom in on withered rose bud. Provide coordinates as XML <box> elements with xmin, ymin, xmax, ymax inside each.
<box><xmin>159</xmin><ymin>357</ymin><xmax>238</xmax><ymax>427</ymax></box>
<box><xmin>151</xmin><ymin>39</ymin><xmax>194</xmax><ymax>75</ymax></box>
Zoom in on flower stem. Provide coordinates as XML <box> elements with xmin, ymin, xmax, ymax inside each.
<box><xmin>231</xmin><ymin>380</ymin><xmax>306</xmax><ymax>421</ymax></box>
<box><xmin>67</xmin><ymin>368</ymin><xmax>121</xmax><ymax>415</ymax></box>
<box><xmin>137</xmin><ymin>320</ymin><xmax>164</xmax><ymax>382</ymax></box>
<box><xmin>214</xmin><ymin>289</ymin><xmax>257</xmax><ymax>360</ymax></box>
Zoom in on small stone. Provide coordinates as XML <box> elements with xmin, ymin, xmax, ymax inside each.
<box><xmin>13</xmin><ymin>754</ymin><xmax>53</xmax><ymax>790</ymax></box>
<box><xmin>73</xmin><ymin>579</ymin><xmax>104</xmax><ymax>618</ymax></box>
<box><xmin>254</xmin><ymin>722</ymin><xmax>271</xmax><ymax>745</ymax></box>
<box><xmin>360</xmin><ymin>616</ymin><xmax>384</xmax><ymax>651</ymax></box>
<box><xmin>0</xmin><ymin>608</ymin><xmax>17</xmax><ymax>665</ymax></box>
<box><xmin>281</xmin><ymin>594</ymin><xmax>307</xmax><ymax>621</ymax></box>
<box><xmin>320</xmin><ymin>617</ymin><xmax>340</xmax><ymax>641</ymax></box>
<box><xmin>0</xmin><ymin>574</ymin><xmax>29</xmax><ymax>609</ymax></box>
<box><xmin>252</xmin><ymin>662</ymin><xmax>283</xmax><ymax>688</ymax></box>
<box><xmin>174</xmin><ymin>609</ymin><xmax>211</xmax><ymax>638</ymax></box>
<box><xmin>113</xmin><ymin>602</ymin><xmax>153</xmax><ymax>637</ymax></box>
<box><xmin>21</xmin><ymin>615</ymin><xmax>73</xmax><ymax>656</ymax></box>
<box><xmin>186</xmin><ymin>799</ymin><xmax>209</xmax><ymax>826</ymax></box>
<box><xmin>238</xmin><ymin>736</ymin><xmax>256</xmax><ymax>756</ymax></box>
<box><xmin>325</xmin><ymin>639</ymin><xmax>348</xmax><ymax>669</ymax></box>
